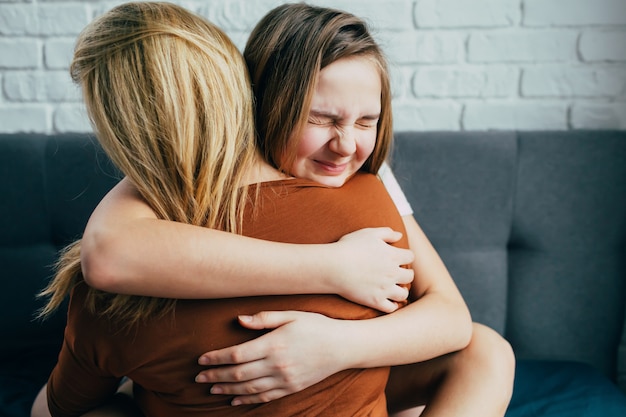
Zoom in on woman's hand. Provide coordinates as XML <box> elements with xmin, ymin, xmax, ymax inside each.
<box><xmin>195</xmin><ymin>311</ymin><xmax>349</xmax><ymax>405</ymax></box>
<box><xmin>329</xmin><ymin>227</ymin><xmax>414</xmax><ymax>312</ymax></box>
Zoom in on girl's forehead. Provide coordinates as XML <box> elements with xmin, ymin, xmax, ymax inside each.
<box><xmin>311</xmin><ymin>57</ymin><xmax>382</xmax><ymax>114</ymax></box>
<box><xmin>319</xmin><ymin>55</ymin><xmax>381</xmax><ymax>78</ymax></box>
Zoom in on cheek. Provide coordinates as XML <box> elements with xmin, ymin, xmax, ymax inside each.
<box><xmin>357</xmin><ymin>131</ymin><xmax>378</xmax><ymax>161</ymax></box>
<box><xmin>284</xmin><ymin>129</ymin><xmax>320</xmax><ymax>174</ymax></box>
<box><xmin>294</xmin><ymin>127</ymin><xmax>327</xmax><ymax>158</ymax></box>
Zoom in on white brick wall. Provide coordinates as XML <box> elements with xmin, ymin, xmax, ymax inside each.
<box><xmin>0</xmin><ymin>0</ymin><xmax>624</xmax><ymax>133</ymax></box>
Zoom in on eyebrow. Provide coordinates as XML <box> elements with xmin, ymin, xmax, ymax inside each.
<box><xmin>309</xmin><ymin>109</ymin><xmax>381</xmax><ymax>120</ymax></box>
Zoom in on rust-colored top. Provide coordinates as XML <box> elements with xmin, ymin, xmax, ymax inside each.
<box><xmin>48</xmin><ymin>172</ymin><xmax>409</xmax><ymax>417</ymax></box>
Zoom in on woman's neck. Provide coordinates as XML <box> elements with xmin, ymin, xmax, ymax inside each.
<box><xmin>244</xmin><ymin>152</ymin><xmax>290</xmax><ymax>185</ymax></box>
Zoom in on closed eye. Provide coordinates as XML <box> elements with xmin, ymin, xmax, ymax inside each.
<box><xmin>308</xmin><ymin>115</ymin><xmax>334</xmax><ymax>126</ymax></box>
<box><xmin>357</xmin><ymin>117</ymin><xmax>379</xmax><ymax>129</ymax></box>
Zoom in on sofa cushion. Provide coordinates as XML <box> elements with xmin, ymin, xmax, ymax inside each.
<box><xmin>393</xmin><ymin>131</ymin><xmax>517</xmax><ymax>335</ymax></box>
<box><xmin>506</xmin><ymin>360</ymin><xmax>626</xmax><ymax>417</ymax></box>
<box><xmin>508</xmin><ymin>131</ymin><xmax>626</xmax><ymax>377</ymax></box>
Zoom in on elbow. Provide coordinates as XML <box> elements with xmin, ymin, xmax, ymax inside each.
<box><xmin>443</xmin><ymin>298</ymin><xmax>472</xmax><ymax>351</ymax></box>
<box><xmin>80</xmin><ymin>226</ymin><xmax>125</xmax><ymax>292</ymax></box>
<box><xmin>456</xmin><ymin>304</ymin><xmax>473</xmax><ymax>350</ymax></box>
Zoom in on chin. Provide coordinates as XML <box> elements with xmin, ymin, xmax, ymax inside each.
<box><xmin>315</xmin><ymin>175</ymin><xmax>348</xmax><ymax>188</ymax></box>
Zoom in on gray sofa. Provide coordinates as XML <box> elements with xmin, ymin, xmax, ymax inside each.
<box><xmin>1</xmin><ymin>131</ymin><xmax>625</xmax><ymax>416</ymax></box>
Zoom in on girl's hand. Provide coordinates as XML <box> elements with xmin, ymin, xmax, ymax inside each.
<box><xmin>195</xmin><ymin>311</ymin><xmax>348</xmax><ymax>405</ymax></box>
<box><xmin>330</xmin><ymin>227</ymin><xmax>414</xmax><ymax>312</ymax></box>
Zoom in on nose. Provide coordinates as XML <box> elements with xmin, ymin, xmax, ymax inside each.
<box><xmin>329</xmin><ymin>125</ymin><xmax>356</xmax><ymax>156</ymax></box>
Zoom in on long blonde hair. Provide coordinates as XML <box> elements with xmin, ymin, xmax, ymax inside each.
<box><xmin>38</xmin><ymin>1</ymin><xmax>258</xmax><ymax>324</ymax></box>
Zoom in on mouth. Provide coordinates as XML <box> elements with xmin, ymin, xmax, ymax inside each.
<box><xmin>314</xmin><ymin>160</ymin><xmax>349</xmax><ymax>175</ymax></box>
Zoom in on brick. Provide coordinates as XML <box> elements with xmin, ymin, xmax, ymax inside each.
<box><xmin>580</xmin><ymin>31</ymin><xmax>626</xmax><ymax>62</ymax></box>
<box><xmin>463</xmin><ymin>102</ymin><xmax>567</xmax><ymax>130</ymax></box>
<box><xmin>53</xmin><ymin>104</ymin><xmax>92</xmax><ymax>133</ymax></box>
<box><xmin>393</xmin><ymin>101</ymin><xmax>462</xmax><ymax>131</ymax></box>
<box><xmin>44</xmin><ymin>38</ymin><xmax>75</xmax><ymax>69</ymax></box>
<box><xmin>315</xmin><ymin>0</ymin><xmax>414</xmax><ymax>31</ymax></box>
<box><xmin>524</xmin><ymin>0</ymin><xmax>626</xmax><ymax>26</ymax></box>
<box><xmin>199</xmin><ymin>0</ymin><xmax>282</xmax><ymax>32</ymax></box>
<box><xmin>0</xmin><ymin>105</ymin><xmax>48</xmax><ymax>133</ymax></box>
<box><xmin>37</xmin><ymin>4</ymin><xmax>89</xmax><ymax>35</ymax></box>
<box><xmin>0</xmin><ymin>5</ymin><xmax>36</xmax><ymax>35</ymax></box>
<box><xmin>4</xmin><ymin>70</ymin><xmax>80</xmax><ymax>102</ymax></box>
<box><xmin>380</xmin><ymin>31</ymin><xmax>464</xmax><ymax>64</ymax></box>
<box><xmin>388</xmin><ymin>65</ymin><xmax>410</xmax><ymax>99</ymax></box>
<box><xmin>571</xmin><ymin>102</ymin><xmax>626</xmax><ymax>129</ymax></box>
<box><xmin>413</xmin><ymin>66</ymin><xmax>518</xmax><ymax>98</ymax></box>
<box><xmin>0</xmin><ymin>39</ymin><xmax>39</xmax><ymax>68</ymax></box>
<box><xmin>415</xmin><ymin>0</ymin><xmax>519</xmax><ymax>28</ymax></box>
<box><xmin>468</xmin><ymin>30</ymin><xmax>577</xmax><ymax>63</ymax></box>
<box><xmin>224</xmin><ymin>31</ymin><xmax>248</xmax><ymax>53</ymax></box>
<box><xmin>522</xmin><ymin>66</ymin><xmax>626</xmax><ymax>98</ymax></box>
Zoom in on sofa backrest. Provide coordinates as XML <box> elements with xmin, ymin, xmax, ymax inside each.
<box><xmin>392</xmin><ymin>130</ymin><xmax>626</xmax><ymax>385</ymax></box>
<box><xmin>1</xmin><ymin>131</ymin><xmax>624</xmax><ymax>389</ymax></box>
<box><xmin>0</xmin><ymin>134</ymin><xmax>120</xmax><ymax>383</ymax></box>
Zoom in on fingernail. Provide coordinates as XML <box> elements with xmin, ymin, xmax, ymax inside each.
<box><xmin>195</xmin><ymin>374</ymin><xmax>207</xmax><ymax>383</ymax></box>
<box><xmin>210</xmin><ymin>386</ymin><xmax>223</xmax><ymax>394</ymax></box>
<box><xmin>198</xmin><ymin>356</ymin><xmax>209</xmax><ymax>365</ymax></box>
<box><xmin>239</xmin><ymin>315</ymin><xmax>252</xmax><ymax>323</ymax></box>
<box><xmin>231</xmin><ymin>399</ymin><xmax>242</xmax><ymax>406</ymax></box>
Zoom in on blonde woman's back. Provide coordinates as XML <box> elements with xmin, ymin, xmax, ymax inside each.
<box><xmin>48</xmin><ymin>173</ymin><xmax>407</xmax><ymax>416</ymax></box>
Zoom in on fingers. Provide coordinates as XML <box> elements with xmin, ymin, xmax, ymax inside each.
<box><xmin>388</xmin><ymin>283</ymin><xmax>410</xmax><ymax>303</ymax></box>
<box><xmin>196</xmin><ymin>360</ymin><xmax>267</xmax><ymax>384</ymax></box>
<box><xmin>367</xmin><ymin>227</ymin><xmax>415</xmax><ymax>266</ymax></box>
<box><xmin>200</xmin><ymin>370</ymin><xmax>294</xmax><ymax>405</ymax></box>
<box><xmin>230</xmin><ymin>388</ymin><xmax>293</xmax><ymax>405</ymax></box>
<box><xmin>373</xmin><ymin>227</ymin><xmax>403</xmax><ymax>243</ymax></box>
<box><xmin>340</xmin><ymin>226</ymin><xmax>401</xmax><ymax>243</ymax></box>
<box><xmin>376</xmin><ymin>299</ymin><xmax>400</xmax><ymax>314</ymax></box>
<box><xmin>236</xmin><ymin>311</ymin><xmax>295</xmax><ymax>330</ymax></box>
<box><xmin>198</xmin><ymin>339</ymin><xmax>265</xmax><ymax>366</ymax></box>
<box><xmin>395</xmin><ymin>246</ymin><xmax>415</xmax><ymax>267</ymax></box>
<box><xmin>375</xmin><ymin>284</ymin><xmax>410</xmax><ymax>313</ymax></box>
<box><xmin>198</xmin><ymin>311</ymin><xmax>294</xmax><ymax>366</ymax></box>
<box><xmin>195</xmin><ymin>357</ymin><xmax>305</xmax><ymax>405</ymax></box>
<box><xmin>396</xmin><ymin>266</ymin><xmax>414</xmax><ymax>285</ymax></box>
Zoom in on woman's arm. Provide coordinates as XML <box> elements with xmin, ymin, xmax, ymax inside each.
<box><xmin>194</xmin><ymin>215</ymin><xmax>473</xmax><ymax>404</ymax></box>
<box><xmin>81</xmin><ymin>178</ymin><xmax>414</xmax><ymax>312</ymax></box>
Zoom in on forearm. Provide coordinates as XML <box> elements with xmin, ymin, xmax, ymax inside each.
<box><xmin>82</xmin><ymin>179</ymin><xmax>413</xmax><ymax>307</ymax></box>
<box><xmin>82</xmin><ymin>212</ymin><xmax>337</xmax><ymax>298</ymax></box>
<box><xmin>336</xmin><ymin>293</ymin><xmax>472</xmax><ymax>369</ymax></box>
<box><xmin>193</xmin><ymin>295</ymin><xmax>471</xmax><ymax>402</ymax></box>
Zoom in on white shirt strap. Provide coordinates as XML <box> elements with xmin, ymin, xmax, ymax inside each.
<box><xmin>378</xmin><ymin>161</ymin><xmax>413</xmax><ymax>217</ymax></box>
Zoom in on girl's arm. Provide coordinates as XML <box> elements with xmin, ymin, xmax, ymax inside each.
<box><xmin>194</xmin><ymin>215</ymin><xmax>473</xmax><ymax>404</ymax></box>
<box><xmin>81</xmin><ymin>178</ymin><xmax>414</xmax><ymax>312</ymax></box>
<box><xmin>31</xmin><ymin>383</ymin><xmax>141</xmax><ymax>417</ymax></box>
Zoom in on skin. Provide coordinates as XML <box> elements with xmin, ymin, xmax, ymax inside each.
<box><xmin>287</xmin><ymin>57</ymin><xmax>380</xmax><ymax>187</ymax></box>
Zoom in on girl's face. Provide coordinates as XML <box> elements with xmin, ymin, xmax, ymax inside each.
<box><xmin>286</xmin><ymin>56</ymin><xmax>381</xmax><ymax>188</ymax></box>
